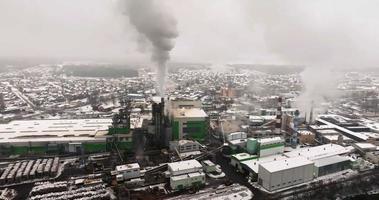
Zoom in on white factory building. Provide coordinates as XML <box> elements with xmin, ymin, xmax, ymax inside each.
<box><xmin>167</xmin><ymin>159</ymin><xmax>205</xmax><ymax>190</ymax></box>
<box><xmin>0</xmin><ymin>118</ymin><xmax>112</xmax><ymax>154</ymax></box>
<box><xmin>115</xmin><ymin>163</ymin><xmax>141</xmax><ymax>181</ymax></box>
<box><xmin>258</xmin><ymin>156</ymin><xmax>314</xmax><ymax>191</ymax></box>
<box><xmin>235</xmin><ymin>144</ymin><xmax>354</xmax><ymax>191</ymax></box>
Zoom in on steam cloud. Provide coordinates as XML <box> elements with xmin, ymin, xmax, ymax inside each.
<box><xmin>125</xmin><ymin>0</ymin><xmax>178</xmax><ymax>96</ymax></box>
<box><xmin>248</xmin><ymin>0</ymin><xmax>379</xmax><ymax>117</ymax></box>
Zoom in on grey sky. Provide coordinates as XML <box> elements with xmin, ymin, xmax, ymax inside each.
<box><xmin>1</xmin><ymin>0</ymin><xmax>379</xmax><ymax>67</ymax></box>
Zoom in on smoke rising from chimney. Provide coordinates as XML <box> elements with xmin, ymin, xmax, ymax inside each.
<box><xmin>246</xmin><ymin>0</ymin><xmax>379</xmax><ymax>116</ymax></box>
<box><xmin>124</xmin><ymin>0</ymin><xmax>178</xmax><ymax>96</ymax></box>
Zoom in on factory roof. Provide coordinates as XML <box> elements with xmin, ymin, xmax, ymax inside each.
<box><xmin>168</xmin><ymin>160</ymin><xmax>202</xmax><ymax>172</ymax></box>
<box><xmin>242</xmin><ymin>154</ymin><xmax>287</xmax><ymax>173</ymax></box>
<box><xmin>353</xmin><ymin>143</ymin><xmax>377</xmax><ymax>151</ymax></box>
<box><xmin>0</xmin><ymin>136</ymin><xmax>107</xmax><ymax>144</ymax></box>
<box><xmin>228</xmin><ymin>139</ymin><xmax>247</xmax><ymax>146</ymax></box>
<box><xmin>284</xmin><ymin>144</ymin><xmax>351</xmax><ymax>161</ymax></box>
<box><xmin>313</xmin><ymin>155</ymin><xmax>350</xmax><ymax>167</ymax></box>
<box><xmin>309</xmin><ymin>125</ymin><xmax>336</xmax><ymax>130</ymax></box>
<box><xmin>317</xmin><ymin>118</ymin><xmax>368</xmax><ymax>141</ymax></box>
<box><xmin>202</xmin><ymin>160</ymin><xmax>215</xmax><ymax>167</ymax></box>
<box><xmin>170</xmin><ymin>172</ymin><xmax>205</xmax><ymax>181</ymax></box>
<box><xmin>172</xmin><ymin>108</ymin><xmax>207</xmax><ymax>118</ymax></box>
<box><xmin>322</xmin><ymin>135</ymin><xmax>352</xmax><ymax>141</ymax></box>
<box><xmin>0</xmin><ymin>119</ymin><xmax>112</xmax><ymax>142</ymax></box>
<box><xmin>298</xmin><ymin>130</ymin><xmax>314</xmax><ymax>135</ymax></box>
<box><xmin>258</xmin><ymin>137</ymin><xmax>283</xmax><ymax>144</ymax></box>
<box><xmin>317</xmin><ymin>129</ymin><xmax>340</xmax><ymax>135</ymax></box>
<box><xmin>116</xmin><ymin>163</ymin><xmax>140</xmax><ymax>172</ymax></box>
<box><xmin>151</xmin><ymin>96</ymin><xmax>163</xmax><ymax>104</ymax></box>
<box><xmin>231</xmin><ymin>153</ymin><xmax>258</xmax><ymax>161</ymax></box>
<box><xmin>360</xmin><ymin>132</ymin><xmax>379</xmax><ymax>139</ymax></box>
<box><xmin>260</xmin><ymin>156</ymin><xmax>313</xmax><ymax>173</ymax></box>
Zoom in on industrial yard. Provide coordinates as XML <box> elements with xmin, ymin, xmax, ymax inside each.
<box><xmin>0</xmin><ymin>64</ymin><xmax>378</xmax><ymax>200</ymax></box>
<box><xmin>1</xmin><ymin>1</ymin><xmax>379</xmax><ymax>199</ymax></box>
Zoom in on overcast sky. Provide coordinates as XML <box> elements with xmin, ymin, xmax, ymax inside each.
<box><xmin>1</xmin><ymin>0</ymin><xmax>379</xmax><ymax>67</ymax></box>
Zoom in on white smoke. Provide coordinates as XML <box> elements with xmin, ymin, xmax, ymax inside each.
<box><xmin>246</xmin><ymin>0</ymin><xmax>379</xmax><ymax>115</ymax></box>
<box><xmin>124</xmin><ymin>0</ymin><xmax>178</xmax><ymax>96</ymax></box>
<box><xmin>296</xmin><ymin>67</ymin><xmax>341</xmax><ymax>118</ymax></box>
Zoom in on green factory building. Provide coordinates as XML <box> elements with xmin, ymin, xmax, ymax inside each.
<box><xmin>171</xmin><ymin>107</ymin><xmax>208</xmax><ymax>142</ymax></box>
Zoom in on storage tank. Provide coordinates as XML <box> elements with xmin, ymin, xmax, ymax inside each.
<box><xmin>246</xmin><ymin>138</ymin><xmax>258</xmax><ymax>154</ymax></box>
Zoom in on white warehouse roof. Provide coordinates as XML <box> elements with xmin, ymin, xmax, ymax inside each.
<box><xmin>168</xmin><ymin>159</ymin><xmax>202</xmax><ymax>173</ymax></box>
<box><xmin>258</xmin><ymin>137</ymin><xmax>283</xmax><ymax>145</ymax></box>
<box><xmin>260</xmin><ymin>156</ymin><xmax>313</xmax><ymax>173</ymax></box>
<box><xmin>172</xmin><ymin>108</ymin><xmax>207</xmax><ymax>118</ymax></box>
<box><xmin>284</xmin><ymin>144</ymin><xmax>351</xmax><ymax>161</ymax></box>
<box><xmin>316</xmin><ymin>117</ymin><xmax>368</xmax><ymax>141</ymax></box>
<box><xmin>116</xmin><ymin>163</ymin><xmax>140</xmax><ymax>172</ymax></box>
<box><xmin>0</xmin><ymin>118</ymin><xmax>112</xmax><ymax>143</ymax></box>
<box><xmin>242</xmin><ymin>154</ymin><xmax>287</xmax><ymax>173</ymax></box>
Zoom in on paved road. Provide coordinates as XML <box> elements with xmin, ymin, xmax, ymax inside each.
<box><xmin>214</xmin><ymin>152</ymin><xmax>264</xmax><ymax>199</ymax></box>
<box><xmin>6</xmin><ymin>82</ymin><xmax>36</xmax><ymax>108</ymax></box>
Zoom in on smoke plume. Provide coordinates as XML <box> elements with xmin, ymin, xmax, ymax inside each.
<box><xmin>124</xmin><ymin>0</ymin><xmax>178</xmax><ymax>96</ymax></box>
<box><xmin>247</xmin><ymin>0</ymin><xmax>379</xmax><ymax>116</ymax></box>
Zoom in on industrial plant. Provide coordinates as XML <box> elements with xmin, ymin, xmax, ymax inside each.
<box><xmin>0</xmin><ymin>64</ymin><xmax>378</xmax><ymax>200</ymax></box>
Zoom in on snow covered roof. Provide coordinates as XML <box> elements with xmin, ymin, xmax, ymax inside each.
<box><xmin>259</xmin><ymin>156</ymin><xmax>313</xmax><ymax>173</ymax></box>
<box><xmin>284</xmin><ymin>144</ymin><xmax>351</xmax><ymax>161</ymax></box>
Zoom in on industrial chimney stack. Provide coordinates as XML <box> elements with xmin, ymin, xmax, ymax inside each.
<box><xmin>275</xmin><ymin>96</ymin><xmax>283</xmax><ymax>135</ymax></box>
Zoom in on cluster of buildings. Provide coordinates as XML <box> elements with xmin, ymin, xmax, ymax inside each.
<box><xmin>0</xmin><ymin>157</ymin><xmax>60</xmax><ymax>185</ymax></box>
<box><xmin>0</xmin><ymin>65</ymin><xmax>379</xmax><ymax>199</ymax></box>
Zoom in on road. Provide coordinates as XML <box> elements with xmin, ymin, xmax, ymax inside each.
<box><xmin>5</xmin><ymin>82</ymin><xmax>36</xmax><ymax>108</ymax></box>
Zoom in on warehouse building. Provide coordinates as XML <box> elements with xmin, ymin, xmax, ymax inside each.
<box><xmin>246</xmin><ymin>137</ymin><xmax>284</xmax><ymax>157</ymax></box>
<box><xmin>230</xmin><ymin>153</ymin><xmax>258</xmax><ymax>172</ymax></box>
<box><xmin>227</xmin><ymin>132</ymin><xmax>248</xmax><ymax>152</ymax></box>
<box><xmin>284</xmin><ymin>144</ymin><xmax>351</xmax><ymax>161</ymax></box>
<box><xmin>0</xmin><ymin>119</ymin><xmax>112</xmax><ymax>155</ymax></box>
<box><xmin>167</xmin><ymin>160</ymin><xmax>205</xmax><ymax>191</ymax></box>
<box><xmin>258</xmin><ymin>156</ymin><xmax>314</xmax><ymax>191</ymax></box>
<box><xmin>115</xmin><ymin>163</ymin><xmax>141</xmax><ymax>181</ymax></box>
<box><xmin>313</xmin><ymin>155</ymin><xmax>351</xmax><ymax>177</ymax></box>
<box><xmin>241</xmin><ymin>154</ymin><xmax>287</xmax><ymax>178</ymax></box>
<box><xmin>169</xmin><ymin>140</ymin><xmax>202</xmax><ymax>157</ymax></box>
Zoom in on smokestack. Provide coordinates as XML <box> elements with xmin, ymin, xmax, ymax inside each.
<box><xmin>275</xmin><ymin>96</ymin><xmax>283</xmax><ymax>135</ymax></box>
<box><xmin>309</xmin><ymin>100</ymin><xmax>314</xmax><ymax>124</ymax></box>
<box><xmin>124</xmin><ymin>0</ymin><xmax>178</xmax><ymax>96</ymax></box>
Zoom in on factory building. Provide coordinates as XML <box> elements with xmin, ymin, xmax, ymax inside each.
<box><xmin>171</xmin><ymin>107</ymin><xmax>208</xmax><ymax>142</ymax></box>
<box><xmin>115</xmin><ymin>163</ymin><xmax>141</xmax><ymax>181</ymax></box>
<box><xmin>169</xmin><ymin>140</ymin><xmax>202</xmax><ymax>157</ymax></box>
<box><xmin>230</xmin><ymin>153</ymin><xmax>258</xmax><ymax>172</ymax></box>
<box><xmin>108</xmin><ymin>106</ymin><xmax>135</xmax><ymax>151</ymax></box>
<box><xmin>226</xmin><ymin>132</ymin><xmax>248</xmax><ymax>152</ymax></box>
<box><xmin>241</xmin><ymin>155</ymin><xmax>287</xmax><ymax>177</ymax></box>
<box><xmin>246</xmin><ymin>137</ymin><xmax>284</xmax><ymax>157</ymax></box>
<box><xmin>316</xmin><ymin>115</ymin><xmax>369</xmax><ymax>142</ymax></box>
<box><xmin>258</xmin><ymin>156</ymin><xmax>314</xmax><ymax>191</ymax></box>
<box><xmin>298</xmin><ymin>130</ymin><xmax>315</xmax><ymax>145</ymax></box>
<box><xmin>313</xmin><ymin>155</ymin><xmax>351</xmax><ymax>177</ymax></box>
<box><xmin>167</xmin><ymin>160</ymin><xmax>205</xmax><ymax>191</ymax></box>
<box><xmin>0</xmin><ymin>118</ymin><xmax>112</xmax><ymax>155</ymax></box>
<box><xmin>240</xmin><ymin>143</ymin><xmax>353</xmax><ymax>190</ymax></box>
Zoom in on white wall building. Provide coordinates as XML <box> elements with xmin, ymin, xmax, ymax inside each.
<box><xmin>167</xmin><ymin>160</ymin><xmax>205</xmax><ymax>190</ymax></box>
<box><xmin>258</xmin><ymin>156</ymin><xmax>314</xmax><ymax>191</ymax></box>
<box><xmin>258</xmin><ymin>137</ymin><xmax>284</xmax><ymax>157</ymax></box>
<box><xmin>168</xmin><ymin>160</ymin><xmax>203</xmax><ymax>176</ymax></box>
<box><xmin>116</xmin><ymin>163</ymin><xmax>140</xmax><ymax>181</ymax></box>
<box><xmin>170</xmin><ymin>172</ymin><xmax>205</xmax><ymax>190</ymax></box>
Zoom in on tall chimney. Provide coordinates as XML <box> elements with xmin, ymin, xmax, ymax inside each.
<box><xmin>275</xmin><ymin>96</ymin><xmax>283</xmax><ymax>134</ymax></box>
